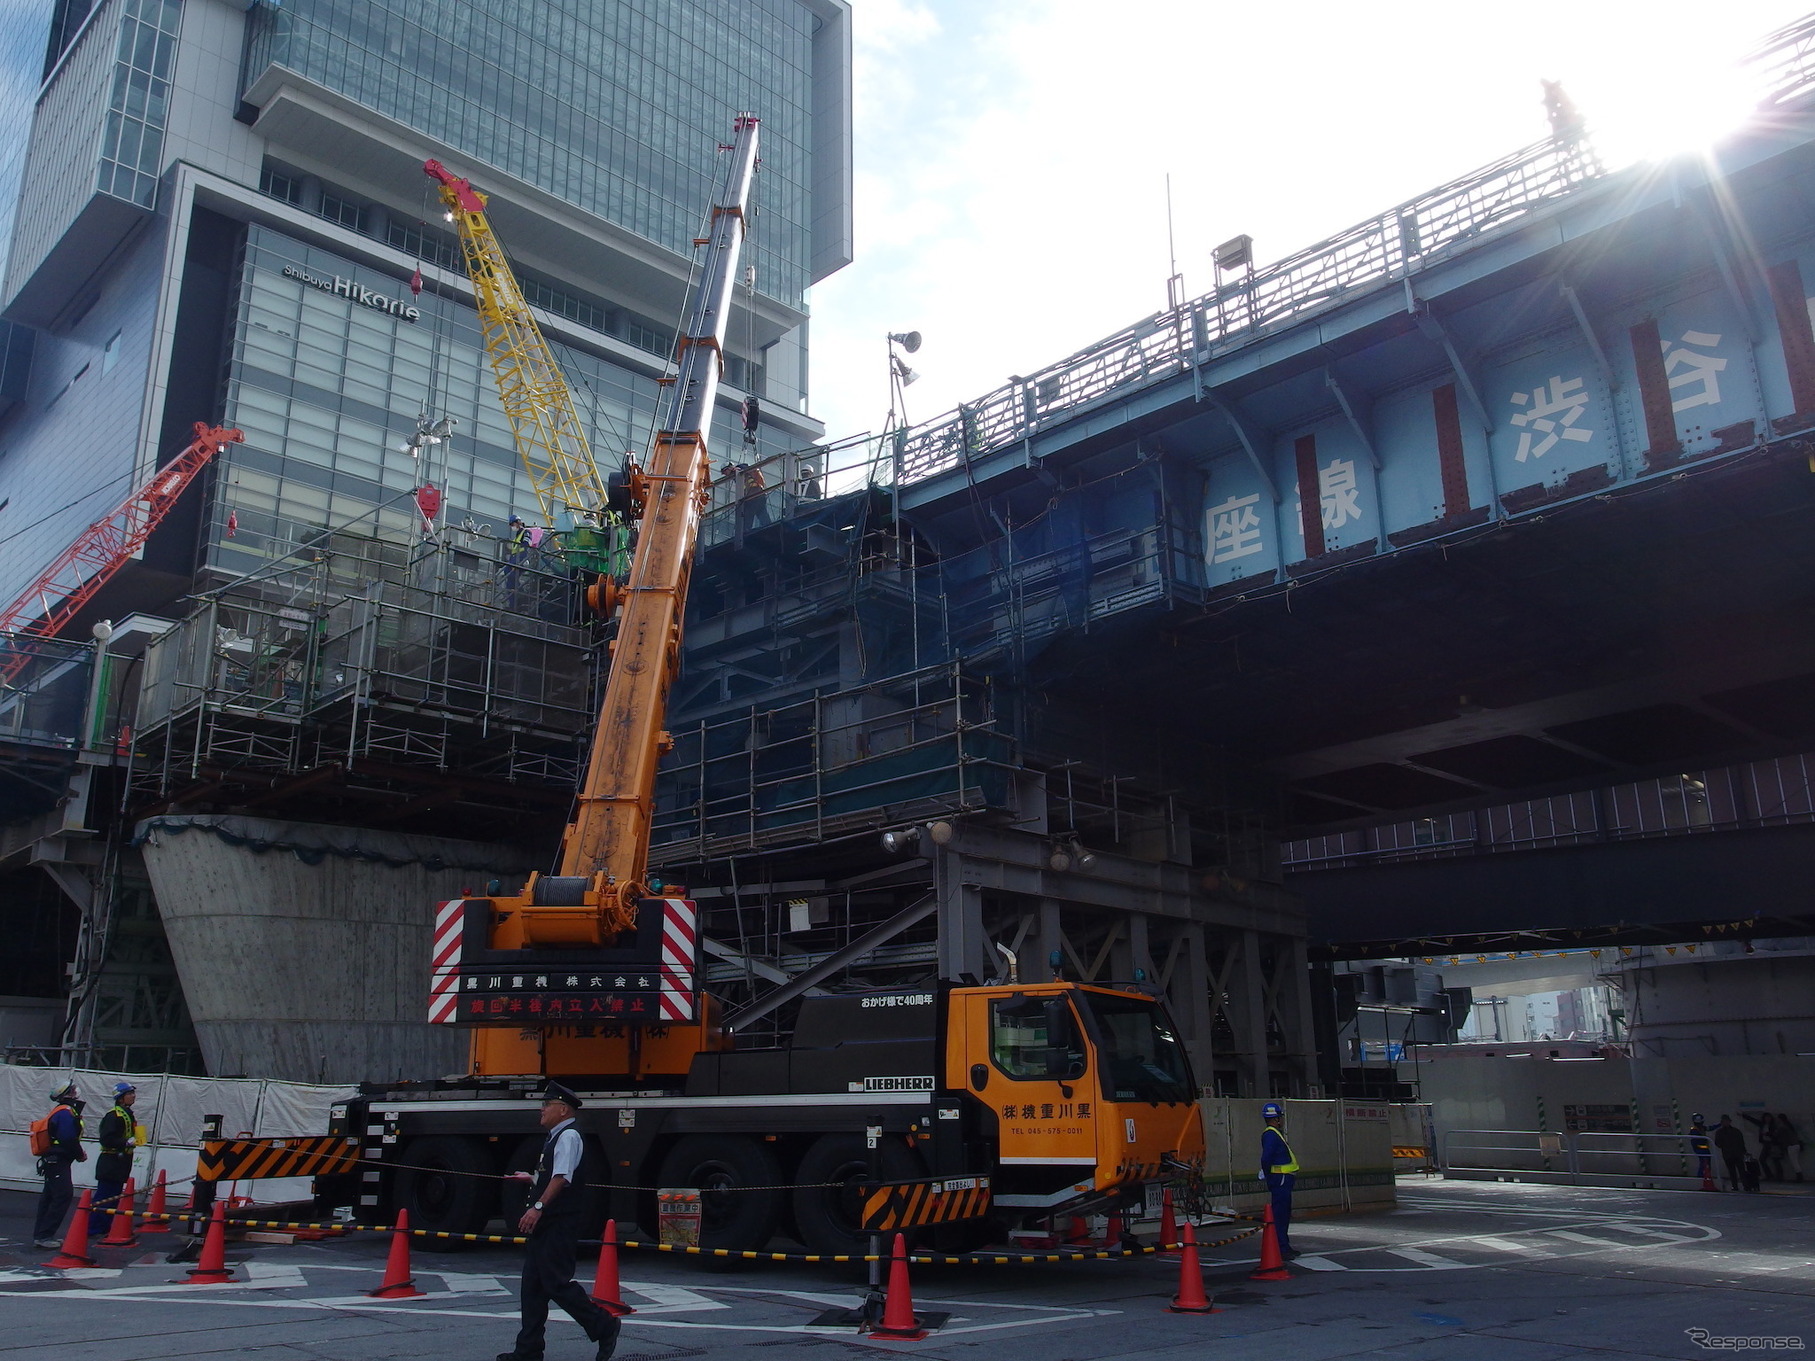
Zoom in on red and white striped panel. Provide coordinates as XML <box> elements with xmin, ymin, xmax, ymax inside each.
<box><xmin>658</xmin><ymin>897</ymin><xmax>699</xmax><ymax>1022</ymax></box>
<box><xmin>427</xmin><ymin>899</ymin><xmax>467</xmax><ymax>1024</ymax></box>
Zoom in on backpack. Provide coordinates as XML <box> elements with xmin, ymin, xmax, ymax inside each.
<box><xmin>28</xmin><ymin>1104</ymin><xmax>70</xmax><ymax>1157</ymax></box>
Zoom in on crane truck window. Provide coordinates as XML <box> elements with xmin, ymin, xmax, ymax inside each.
<box><xmin>989</xmin><ymin>995</ymin><xmax>1086</xmax><ymax>1081</ymax></box>
<box><xmin>1078</xmin><ymin>992</ymin><xmax>1195</xmax><ymax>1105</ymax></box>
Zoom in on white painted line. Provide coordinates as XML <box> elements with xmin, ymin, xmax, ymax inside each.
<box><xmin>1291</xmin><ymin>1255</ymin><xmax>1348</xmax><ymax>1271</ymax></box>
<box><xmin>1617</xmin><ymin>1226</ymin><xmax>1691</xmax><ymax>1241</ymax></box>
<box><xmin>1384</xmin><ymin>1247</ymin><xmax>1469</xmax><ymax>1268</ymax></box>
<box><xmin>1470</xmin><ymin>1236</ymin><xmax>1546</xmax><ymax>1254</ymax></box>
<box><xmin>242</xmin><ymin>1261</ymin><xmax>309</xmax><ymax>1288</ymax></box>
<box><xmin>426</xmin><ymin>1271</ymin><xmax>509</xmax><ymax>1296</ymax></box>
<box><xmin>1546</xmin><ymin>1230</ymin><xmax>1638</xmax><ymax>1248</ymax></box>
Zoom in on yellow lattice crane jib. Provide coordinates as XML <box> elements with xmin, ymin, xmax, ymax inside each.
<box><xmin>422</xmin><ymin>159</ymin><xmax>610</xmax><ymax>523</ymax></box>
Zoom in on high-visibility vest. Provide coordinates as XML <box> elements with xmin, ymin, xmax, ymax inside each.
<box><xmin>1264</xmin><ymin>1128</ymin><xmax>1299</xmax><ymax>1175</ymax></box>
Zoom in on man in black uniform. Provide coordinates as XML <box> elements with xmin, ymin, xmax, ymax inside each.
<box><xmin>499</xmin><ymin>1083</ymin><xmax>617</xmax><ymax>1361</ymax></box>
<box><xmin>32</xmin><ymin>1081</ymin><xmax>85</xmax><ymax>1248</ymax></box>
<box><xmin>93</xmin><ymin>1082</ymin><xmax>140</xmax><ymax>1237</ymax></box>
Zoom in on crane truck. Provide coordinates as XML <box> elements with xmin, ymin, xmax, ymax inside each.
<box><xmin>236</xmin><ymin>115</ymin><xmax>1205</xmax><ymax>1256</ymax></box>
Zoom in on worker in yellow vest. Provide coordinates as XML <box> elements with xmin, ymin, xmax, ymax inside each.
<box><xmin>1259</xmin><ymin>1101</ymin><xmax>1299</xmax><ymax>1258</ymax></box>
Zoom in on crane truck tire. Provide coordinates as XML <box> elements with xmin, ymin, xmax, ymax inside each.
<box><xmin>655</xmin><ymin>1135</ymin><xmax>784</xmax><ymax>1254</ymax></box>
<box><xmin>393</xmin><ymin>1136</ymin><xmax>496</xmax><ymax>1250</ymax></box>
<box><xmin>790</xmin><ymin>1132</ymin><xmax>926</xmax><ymax>1259</ymax></box>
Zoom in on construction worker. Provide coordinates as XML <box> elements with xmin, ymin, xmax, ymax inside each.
<box><xmin>33</xmin><ymin>1081</ymin><xmax>86</xmax><ymax>1247</ymax></box>
<box><xmin>93</xmin><ymin>1082</ymin><xmax>141</xmax><ymax>1236</ymax></box>
<box><xmin>499</xmin><ymin>1083</ymin><xmax>617</xmax><ymax>1361</ymax></box>
<box><xmin>1258</xmin><ymin>1100</ymin><xmax>1299</xmax><ymax>1259</ymax></box>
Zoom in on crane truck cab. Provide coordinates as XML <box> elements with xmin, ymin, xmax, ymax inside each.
<box><xmin>340</xmin><ymin>979</ymin><xmax>1203</xmax><ymax>1257</ymax></box>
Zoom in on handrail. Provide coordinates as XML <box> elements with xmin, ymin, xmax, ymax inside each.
<box><xmin>1440</xmin><ymin>1127</ymin><xmax>1710</xmax><ymax>1183</ymax></box>
<box><xmin>893</xmin><ymin>13</ymin><xmax>1815</xmax><ymax>491</ymax></box>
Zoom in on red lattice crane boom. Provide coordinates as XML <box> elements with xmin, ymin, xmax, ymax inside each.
<box><xmin>0</xmin><ymin>421</ymin><xmax>243</xmax><ymax>682</ymax></box>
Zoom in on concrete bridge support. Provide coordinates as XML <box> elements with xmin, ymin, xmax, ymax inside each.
<box><xmin>138</xmin><ymin>814</ymin><xmax>540</xmax><ymax>1083</ymax></box>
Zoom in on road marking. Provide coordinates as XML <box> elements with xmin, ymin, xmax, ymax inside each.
<box><xmin>1618</xmin><ymin>1226</ymin><xmax>1691</xmax><ymax>1241</ymax></box>
<box><xmin>242</xmin><ymin>1261</ymin><xmax>310</xmax><ymax>1288</ymax></box>
<box><xmin>1291</xmin><ymin>1255</ymin><xmax>1348</xmax><ymax>1270</ymax></box>
<box><xmin>1470</xmin><ymin>1237</ymin><xmax>1545</xmax><ymax>1253</ymax></box>
<box><xmin>427</xmin><ymin>1271</ymin><xmax>509</xmax><ymax>1296</ymax></box>
<box><xmin>1546</xmin><ymin>1230</ymin><xmax>1642</xmax><ymax>1248</ymax></box>
<box><xmin>1384</xmin><ymin>1247</ymin><xmax>1469</xmax><ymax>1269</ymax></box>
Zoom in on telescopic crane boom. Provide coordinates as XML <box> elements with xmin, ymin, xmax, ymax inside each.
<box><xmin>449</xmin><ymin>115</ymin><xmax>759</xmax><ymax>1076</ymax></box>
<box><xmin>423</xmin><ymin>159</ymin><xmax>610</xmax><ymax>523</ymax></box>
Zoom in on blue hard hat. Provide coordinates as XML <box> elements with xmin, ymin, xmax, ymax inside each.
<box><xmin>113</xmin><ymin>1081</ymin><xmax>136</xmax><ymax>1096</ymax></box>
<box><xmin>1261</xmin><ymin>1101</ymin><xmax>1283</xmax><ymax>1118</ymax></box>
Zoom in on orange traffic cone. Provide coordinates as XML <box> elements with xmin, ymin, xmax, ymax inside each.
<box><xmin>1159</xmin><ymin>1187</ymin><xmax>1180</xmax><ymax>1259</ymax></box>
<box><xmin>867</xmin><ymin>1232</ymin><xmax>928</xmax><ymax>1341</ymax></box>
<box><xmin>102</xmin><ymin>1179</ymin><xmax>139</xmax><ymax>1246</ymax></box>
<box><xmin>182</xmin><ymin>1201</ymin><xmax>235</xmax><ymax>1283</ymax></box>
<box><xmin>46</xmin><ymin>1189</ymin><xmax>98</xmax><ymax>1268</ymax></box>
<box><xmin>1063</xmin><ymin>1215</ymin><xmax>1091</xmax><ymax>1245</ymax></box>
<box><xmin>1701</xmin><ymin>1161</ymin><xmax>1719</xmax><ymax>1192</ymax></box>
<box><xmin>1102</xmin><ymin>1209</ymin><xmax>1126</xmax><ymax>1248</ymax></box>
<box><xmin>366</xmin><ymin>1208</ymin><xmax>425</xmax><ymax>1298</ymax></box>
<box><xmin>141</xmin><ymin>1170</ymin><xmax>170</xmax><ymax>1234</ymax></box>
<box><xmin>1250</xmin><ymin>1203</ymin><xmax>1291</xmax><ymax>1281</ymax></box>
<box><xmin>589</xmin><ymin>1218</ymin><xmax>634</xmax><ymax>1315</ymax></box>
<box><xmin>1167</xmin><ymin>1222</ymin><xmax>1219</xmax><ymax>1313</ymax></box>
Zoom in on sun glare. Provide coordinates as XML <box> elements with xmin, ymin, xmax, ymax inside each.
<box><xmin>1572</xmin><ymin>45</ymin><xmax>1770</xmax><ymax>168</ymax></box>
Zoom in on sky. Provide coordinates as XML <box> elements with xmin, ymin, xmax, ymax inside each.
<box><xmin>802</xmin><ymin>0</ymin><xmax>1815</xmax><ymax>452</ymax></box>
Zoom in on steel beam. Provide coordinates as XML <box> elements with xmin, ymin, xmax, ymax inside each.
<box><xmin>722</xmin><ymin>892</ymin><xmax>938</xmax><ymax>1031</ymax></box>
<box><xmin>1205</xmin><ymin>392</ymin><xmax>1281</xmax><ymax>504</ymax></box>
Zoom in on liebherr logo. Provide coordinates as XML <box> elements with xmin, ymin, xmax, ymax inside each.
<box><xmin>861</xmin><ymin>1076</ymin><xmax>934</xmax><ymax>1092</ymax></box>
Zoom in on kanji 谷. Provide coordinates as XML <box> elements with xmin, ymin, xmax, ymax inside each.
<box><xmin>1663</xmin><ymin>330</ymin><xmax>1727</xmax><ymax>413</ymax></box>
<box><xmin>1206</xmin><ymin>492</ymin><xmax>1264</xmax><ymax>563</ymax></box>
<box><xmin>1509</xmin><ymin>376</ymin><xmax>1594</xmax><ymax>461</ymax></box>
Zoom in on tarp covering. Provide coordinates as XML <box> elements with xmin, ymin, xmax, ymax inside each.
<box><xmin>0</xmin><ymin>1063</ymin><xmax>351</xmax><ymax>1201</ymax></box>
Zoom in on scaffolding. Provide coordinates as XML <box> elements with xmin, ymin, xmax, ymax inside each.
<box><xmin>132</xmin><ymin>528</ymin><xmax>595</xmax><ymax>817</ymax></box>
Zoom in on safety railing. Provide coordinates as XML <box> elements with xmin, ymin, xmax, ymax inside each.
<box><xmin>892</xmin><ymin>16</ymin><xmax>1815</xmax><ymax>492</ymax></box>
<box><xmin>1439</xmin><ymin>1128</ymin><xmax>1709</xmax><ymax>1186</ymax></box>
<box><xmin>893</xmin><ymin>131</ymin><xmax>1604</xmax><ymax>485</ymax></box>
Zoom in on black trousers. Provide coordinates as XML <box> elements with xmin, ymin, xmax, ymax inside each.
<box><xmin>1721</xmin><ymin>1151</ymin><xmax>1745</xmax><ymax>1189</ymax></box>
<box><xmin>514</xmin><ymin>1215</ymin><xmax>607</xmax><ymax>1357</ymax></box>
<box><xmin>34</xmin><ymin>1158</ymin><xmax>72</xmax><ymax>1242</ymax></box>
<box><xmin>1265</xmin><ymin>1172</ymin><xmax>1295</xmax><ymax>1252</ymax></box>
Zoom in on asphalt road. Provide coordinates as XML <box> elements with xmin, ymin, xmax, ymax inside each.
<box><xmin>1</xmin><ymin>1179</ymin><xmax>1810</xmax><ymax>1360</ymax></box>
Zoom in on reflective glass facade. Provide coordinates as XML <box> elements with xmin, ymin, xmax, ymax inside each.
<box><xmin>212</xmin><ymin>224</ymin><xmax>791</xmax><ymax>576</ymax></box>
<box><xmin>97</xmin><ymin>0</ymin><xmax>179</xmax><ymax>207</ymax></box>
<box><xmin>244</xmin><ymin>0</ymin><xmax>816</xmax><ymax>306</ymax></box>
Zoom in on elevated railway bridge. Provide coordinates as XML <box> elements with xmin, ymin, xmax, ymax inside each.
<box><xmin>650</xmin><ymin>16</ymin><xmax>1815</xmax><ymax>1093</ymax></box>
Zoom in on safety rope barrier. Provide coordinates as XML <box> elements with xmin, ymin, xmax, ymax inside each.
<box><xmin>98</xmin><ymin>1209</ymin><xmax>1262</xmax><ymax>1265</ymax></box>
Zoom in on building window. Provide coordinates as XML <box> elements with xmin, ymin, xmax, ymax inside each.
<box><xmin>319</xmin><ymin>192</ymin><xmax>368</xmax><ymax>234</ymax></box>
<box><xmin>97</xmin><ymin>0</ymin><xmax>181</xmax><ymax>209</ymax></box>
<box><xmin>260</xmin><ymin>164</ymin><xmax>302</xmax><ymax>206</ymax></box>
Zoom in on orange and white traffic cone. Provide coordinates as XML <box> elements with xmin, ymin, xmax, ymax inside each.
<box><xmin>46</xmin><ymin>1189</ymin><xmax>98</xmax><ymax>1268</ymax></box>
<box><xmin>102</xmin><ymin>1179</ymin><xmax>139</xmax><ymax>1246</ymax></box>
<box><xmin>1167</xmin><ymin>1222</ymin><xmax>1219</xmax><ymax>1313</ymax></box>
<box><xmin>366</xmin><ymin>1208</ymin><xmax>425</xmax><ymax>1298</ymax></box>
<box><xmin>867</xmin><ymin>1232</ymin><xmax>928</xmax><ymax>1341</ymax></box>
<box><xmin>182</xmin><ymin>1201</ymin><xmax>235</xmax><ymax>1283</ymax></box>
<box><xmin>141</xmin><ymin>1170</ymin><xmax>171</xmax><ymax>1234</ymax></box>
<box><xmin>589</xmin><ymin>1218</ymin><xmax>634</xmax><ymax>1315</ymax></box>
<box><xmin>1158</xmin><ymin>1187</ymin><xmax>1180</xmax><ymax>1259</ymax></box>
<box><xmin>1701</xmin><ymin>1162</ymin><xmax>1719</xmax><ymax>1192</ymax></box>
<box><xmin>1063</xmin><ymin>1215</ymin><xmax>1091</xmax><ymax>1245</ymax></box>
<box><xmin>1250</xmin><ymin>1203</ymin><xmax>1291</xmax><ymax>1281</ymax></box>
<box><xmin>1102</xmin><ymin>1209</ymin><xmax>1126</xmax><ymax>1249</ymax></box>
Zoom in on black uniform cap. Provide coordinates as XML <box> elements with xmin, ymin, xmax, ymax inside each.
<box><xmin>539</xmin><ymin>1082</ymin><xmax>583</xmax><ymax>1109</ymax></box>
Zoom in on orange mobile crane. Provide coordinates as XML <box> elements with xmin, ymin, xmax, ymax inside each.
<box><xmin>278</xmin><ymin>118</ymin><xmax>1203</xmax><ymax>1256</ymax></box>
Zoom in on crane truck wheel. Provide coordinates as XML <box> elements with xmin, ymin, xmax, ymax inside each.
<box><xmin>393</xmin><ymin>1136</ymin><xmax>496</xmax><ymax>1251</ymax></box>
<box><xmin>655</xmin><ymin>1135</ymin><xmax>784</xmax><ymax>1254</ymax></box>
<box><xmin>790</xmin><ymin>1133</ymin><xmax>926</xmax><ymax>1259</ymax></box>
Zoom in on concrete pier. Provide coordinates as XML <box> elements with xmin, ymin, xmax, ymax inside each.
<box><xmin>138</xmin><ymin>814</ymin><xmax>541</xmax><ymax>1082</ymax></box>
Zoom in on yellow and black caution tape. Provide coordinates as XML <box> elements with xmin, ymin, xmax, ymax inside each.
<box><xmin>117</xmin><ymin>1211</ymin><xmax>1261</xmax><ymax>1266</ymax></box>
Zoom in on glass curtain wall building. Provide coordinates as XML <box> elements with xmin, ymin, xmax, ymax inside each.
<box><xmin>0</xmin><ymin>0</ymin><xmax>851</xmax><ymax>1073</ymax></box>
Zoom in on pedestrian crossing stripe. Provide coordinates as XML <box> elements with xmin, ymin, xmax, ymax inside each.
<box><xmin>861</xmin><ymin>1174</ymin><xmax>993</xmax><ymax>1232</ymax></box>
<box><xmin>197</xmin><ymin>1136</ymin><xmax>362</xmax><ymax>1182</ymax></box>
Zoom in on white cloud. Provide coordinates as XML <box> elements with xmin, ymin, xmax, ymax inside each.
<box><xmin>806</xmin><ymin>0</ymin><xmax>1813</xmax><ymax>448</ymax></box>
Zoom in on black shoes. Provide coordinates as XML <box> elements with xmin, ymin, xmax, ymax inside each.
<box><xmin>496</xmin><ymin>1352</ymin><xmax>541</xmax><ymax>1361</ymax></box>
<box><xmin>595</xmin><ymin>1313</ymin><xmax>622</xmax><ymax>1360</ymax></box>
